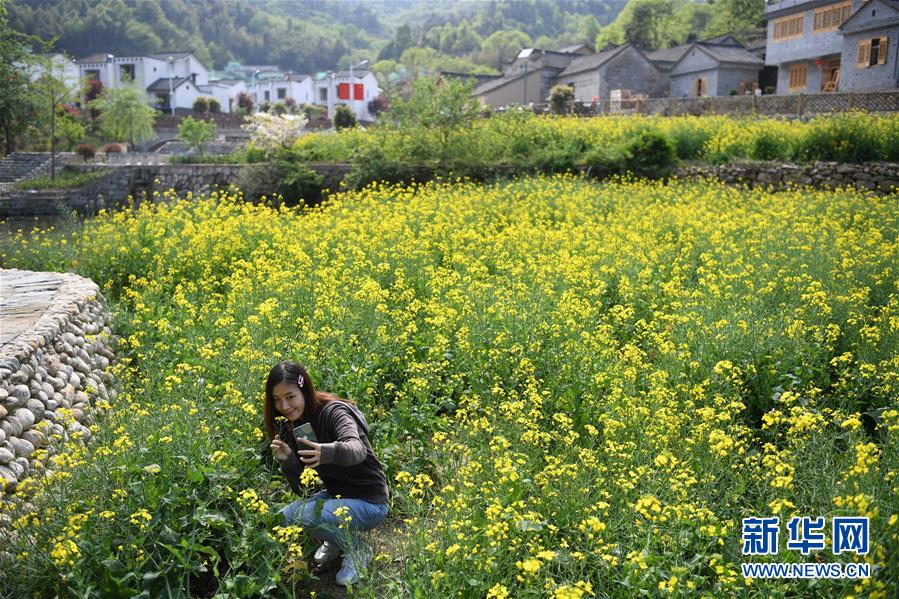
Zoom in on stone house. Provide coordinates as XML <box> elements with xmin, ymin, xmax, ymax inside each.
<box><xmin>764</xmin><ymin>0</ymin><xmax>898</xmax><ymax>93</ymax></box>
<box><xmin>838</xmin><ymin>0</ymin><xmax>899</xmax><ymax>90</ymax></box>
<box><xmin>667</xmin><ymin>42</ymin><xmax>765</xmax><ymax>96</ymax></box>
<box><xmin>554</xmin><ymin>44</ymin><xmax>668</xmax><ymax>103</ymax></box>
<box><xmin>472</xmin><ymin>48</ymin><xmax>580</xmax><ymax>107</ymax></box>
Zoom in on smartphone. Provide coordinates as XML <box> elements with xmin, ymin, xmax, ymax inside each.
<box><xmin>292</xmin><ymin>422</ymin><xmax>318</xmax><ymax>448</ymax></box>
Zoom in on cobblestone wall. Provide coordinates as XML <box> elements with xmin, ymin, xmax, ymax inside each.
<box><xmin>0</xmin><ymin>269</ymin><xmax>118</xmax><ymax>505</ymax></box>
<box><xmin>674</xmin><ymin>161</ymin><xmax>899</xmax><ymax>193</ymax></box>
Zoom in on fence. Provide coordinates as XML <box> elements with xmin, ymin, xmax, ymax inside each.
<box><xmin>104</xmin><ymin>152</ymin><xmax>167</xmax><ymax>165</ymax></box>
<box><xmin>530</xmin><ymin>90</ymin><xmax>899</xmax><ymax>118</ymax></box>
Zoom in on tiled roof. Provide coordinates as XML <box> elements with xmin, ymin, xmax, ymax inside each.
<box><xmin>76</xmin><ymin>53</ymin><xmax>111</xmax><ymax>64</ymax></box>
<box><xmin>473</xmin><ymin>71</ymin><xmax>528</xmax><ymax>95</ymax></box>
<box><xmin>557</xmin><ymin>45</ymin><xmax>627</xmax><ymax>77</ymax></box>
<box><xmin>646</xmin><ymin>44</ymin><xmax>692</xmax><ymax>65</ymax></box>
<box><xmin>147</xmin><ymin>52</ymin><xmax>192</xmax><ymax>61</ymax></box>
<box><xmin>146</xmin><ymin>77</ymin><xmax>191</xmax><ymax>92</ymax></box>
<box><xmin>696</xmin><ymin>43</ymin><xmax>764</xmax><ymax>65</ymax></box>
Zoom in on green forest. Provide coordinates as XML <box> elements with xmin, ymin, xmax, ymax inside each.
<box><xmin>8</xmin><ymin>0</ymin><xmax>763</xmax><ymax>77</ymax></box>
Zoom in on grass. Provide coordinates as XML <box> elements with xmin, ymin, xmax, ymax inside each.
<box><xmin>14</xmin><ymin>168</ymin><xmax>112</xmax><ymax>190</ymax></box>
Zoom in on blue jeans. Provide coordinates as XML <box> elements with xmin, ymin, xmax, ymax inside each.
<box><xmin>278</xmin><ymin>489</ymin><xmax>388</xmax><ymax>553</ymax></box>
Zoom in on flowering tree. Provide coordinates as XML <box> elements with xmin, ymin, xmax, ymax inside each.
<box><xmin>240</xmin><ymin>112</ymin><xmax>308</xmax><ymax>156</ymax></box>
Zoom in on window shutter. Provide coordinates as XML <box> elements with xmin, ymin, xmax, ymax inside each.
<box><xmin>353</xmin><ymin>83</ymin><xmax>364</xmax><ymax>100</ymax></box>
<box><xmin>878</xmin><ymin>37</ymin><xmax>889</xmax><ymax>65</ymax></box>
<box><xmin>337</xmin><ymin>82</ymin><xmax>349</xmax><ymax>100</ymax></box>
<box><xmin>858</xmin><ymin>41</ymin><xmax>871</xmax><ymax>67</ymax></box>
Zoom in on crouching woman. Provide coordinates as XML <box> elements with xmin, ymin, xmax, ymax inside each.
<box><xmin>263</xmin><ymin>360</ymin><xmax>389</xmax><ymax>587</ymax></box>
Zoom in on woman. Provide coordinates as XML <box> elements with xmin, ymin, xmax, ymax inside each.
<box><xmin>263</xmin><ymin>360</ymin><xmax>389</xmax><ymax>587</ymax></box>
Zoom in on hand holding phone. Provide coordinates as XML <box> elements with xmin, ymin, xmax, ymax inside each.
<box><xmin>293</xmin><ymin>423</ymin><xmax>322</xmax><ymax>468</ymax></box>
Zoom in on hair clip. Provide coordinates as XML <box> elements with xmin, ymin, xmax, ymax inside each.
<box><xmin>297</xmin><ymin>374</ymin><xmax>304</xmax><ymax>388</ymax></box>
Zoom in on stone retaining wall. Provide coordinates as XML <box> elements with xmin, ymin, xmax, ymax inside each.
<box><xmin>673</xmin><ymin>161</ymin><xmax>899</xmax><ymax>193</ymax></box>
<box><xmin>0</xmin><ymin>269</ymin><xmax>118</xmax><ymax>498</ymax></box>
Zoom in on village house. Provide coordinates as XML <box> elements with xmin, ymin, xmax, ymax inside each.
<box><xmin>666</xmin><ymin>41</ymin><xmax>765</xmax><ymax>96</ymax></box>
<box><xmin>75</xmin><ymin>52</ymin><xmax>217</xmax><ymax>112</ymax></box>
<box><xmin>312</xmin><ymin>69</ymin><xmax>381</xmax><ymax>122</ymax></box>
<box><xmin>554</xmin><ymin>43</ymin><xmax>668</xmax><ymax>103</ymax></box>
<box><xmin>764</xmin><ymin>0</ymin><xmax>899</xmax><ymax>93</ymax></box>
<box><xmin>472</xmin><ymin>35</ymin><xmax>766</xmax><ymax>107</ymax></box>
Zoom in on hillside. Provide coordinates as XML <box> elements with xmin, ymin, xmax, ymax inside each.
<box><xmin>7</xmin><ymin>0</ymin><xmax>628</xmax><ymax>74</ymax></box>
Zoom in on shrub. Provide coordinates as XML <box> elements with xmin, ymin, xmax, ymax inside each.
<box><xmin>75</xmin><ymin>143</ymin><xmax>96</xmax><ymax>161</ymax></box>
<box><xmin>799</xmin><ymin>113</ymin><xmax>881</xmax><ymax>163</ymax></box>
<box><xmin>207</xmin><ymin>98</ymin><xmax>221</xmax><ymax>113</ymax></box>
<box><xmin>764</xmin><ymin>85</ymin><xmax>776</xmax><ymax>95</ymax></box>
<box><xmin>368</xmin><ymin>95</ymin><xmax>389</xmax><ymax>116</ymax></box>
<box><xmin>621</xmin><ymin>128</ymin><xmax>676</xmax><ymax>178</ymax></box>
<box><xmin>549</xmin><ymin>85</ymin><xmax>575</xmax><ymax>115</ymax></box>
<box><xmin>238</xmin><ymin>149</ymin><xmax>324</xmax><ymax>205</ymax></box>
<box><xmin>285</xmin><ymin>97</ymin><xmax>297</xmax><ymax>112</ymax></box>
<box><xmin>178</xmin><ymin>116</ymin><xmax>217</xmax><ymax>156</ymax></box>
<box><xmin>273</xmin><ymin>102</ymin><xmax>287</xmax><ymax>115</ymax></box>
<box><xmin>193</xmin><ymin>97</ymin><xmax>209</xmax><ymax>113</ymax></box>
<box><xmin>750</xmin><ymin>130</ymin><xmax>789</xmax><ymax>161</ymax></box>
<box><xmin>236</xmin><ymin>91</ymin><xmax>254</xmax><ymax>113</ymax></box>
<box><xmin>333</xmin><ymin>105</ymin><xmax>357</xmax><ymax>130</ymax></box>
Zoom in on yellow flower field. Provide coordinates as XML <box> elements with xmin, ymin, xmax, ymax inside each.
<box><xmin>1</xmin><ymin>174</ymin><xmax>897</xmax><ymax>597</ymax></box>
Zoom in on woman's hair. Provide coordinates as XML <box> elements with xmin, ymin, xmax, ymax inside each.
<box><xmin>262</xmin><ymin>360</ymin><xmax>356</xmax><ymax>448</ymax></box>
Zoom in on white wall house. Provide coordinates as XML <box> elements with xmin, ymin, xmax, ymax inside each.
<box><xmin>247</xmin><ymin>76</ymin><xmax>314</xmax><ymax>106</ymax></box>
<box><xmin>313</xmin><ymin>70</ymin><xmax>380</xmax><ymax>121</ymax></box>
<box><xmin>75</xmin><ymin>52</ymin><xmax>213</xmax><ymax>112</ymax></box>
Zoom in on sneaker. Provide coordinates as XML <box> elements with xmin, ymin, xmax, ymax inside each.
<box><xmin>335</xmin><ymin>545</ymin><xmax>372</xmax><ymax>587</ymax></box>
<box><xmin>313</xmin><ymin>540</ymin><xmax>341</xmax><ymax>565</ymax></box>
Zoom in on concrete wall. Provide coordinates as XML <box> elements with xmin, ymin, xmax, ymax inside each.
<box><xmin>841</xmin><ymin>27</ymin><xmax>899</xmax><ymax>90</ymax></box>
<box><xmin>478</xmin><ymin>70</ymin><xmax>543</xmax><ymax>107</ymax></box>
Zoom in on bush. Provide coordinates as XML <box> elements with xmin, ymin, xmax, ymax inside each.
<box><xmin>75</xmin><ymin>143</ymin><xmax>96</xmax><ymax>161</ymax></box>
<box><xmin>178</xmin><ymin>116</ymin><xmax>217</xmax><ymax>156</ymax></box>
<box><xmin>621</xmin><ymin>128</ymin><xmax>677</xmax><ymax>178</ymax></box>
<box><xmin>273</xmin><ymin>102</ymin><xmax>287</xmax><ymax>115</ymax></box>
<box><xmin>236</xmin><ymin>91</ymin><xmax>254</xmax><ymax>113</ymax></box>
<box><xmin>764</xmin><ymin>85</ymin><xmax>776</xmax><ymax>95</ymax></box>
<box><xmin>207</xmin><ymin>98</ymin><xmax>221</xmax><ymax>113</ymax></box>
<box><xmin>238</xmin><ymin>151</ymin><xmax>324</xmax><ymax>206</ymax></box>
<box><xmin>750</xmin><ymin>130</ymin><xmax>789</xmax><ymax>161</ymax></box>
<box><xmin>799</xmin><ymin>114</ymin><xmax>881</xmax><ymax>163</ymax></box>
<box><xmin>368</xmin><ymin>95</ymin><xmax>389</xmax><ymax>116</ymax></box>
<box><xmin>333</xmin><ymin>105</ymin><xmax>357</xmax><ymax>130</ymax></box>
<box><xmin>193</xmin><ymin>97</ymin><xmax>209</xmax><ymax>113</ymax></box>
<box><xmin>549</xmin><ymin>85</ymin><xmax>575</xmax><ymax>115</ymax></box>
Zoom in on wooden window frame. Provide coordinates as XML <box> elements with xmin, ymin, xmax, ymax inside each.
<box><xmin>788</xmin><ymin>63</ymin><xmax>808</xmax><ymax>91</ymax></box>
<box><xmin>773</xmin><ymin>14</ymin><xmax>805</xmax><ymax>41</ymax></box>
<box><xmin>858</xmin><ymin>37</ymin><xmax>890</xmax><ymax>68</ymax></box>
<box><xmin>813</xmin><ymin>2</ymin><xmax>852</xmax><ymax>33</ymax></box>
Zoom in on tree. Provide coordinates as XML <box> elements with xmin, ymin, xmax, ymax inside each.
<box><xmin>30</xmin><ymin>52</ymin><xmax>85</xmax><ymax>177</ymax></box>
<box><xmin>90</xmin><ymin>82</ymin><xmax>157</xmax><ymax>148</ymax></box>
<box><xmin>177</xmin><ymin>115</ymin><xmax>216</xmax><ymax>156</ymax></box>
<box><xmin>624</xmin><ymin>0</ymin><xmax>674</xmax><ymax>49</ymax></box>
<box><xmin>387</xmin><ymin>76</ymin><xmax>480</xmax><ymax>165</ymax></box>
<box><xmin>0</xmin><ymin>1</ymin><xmax>38</xmax><ymax>155</ymax></box>
<box><xmin>481</xmin><ymin>30</ymin><xmax>531</xmax><ymax>71</ymax></box>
